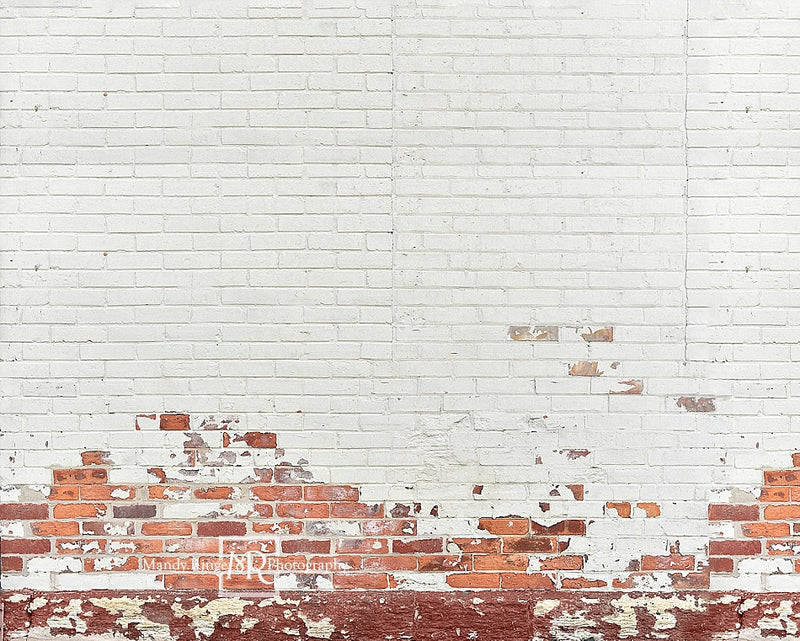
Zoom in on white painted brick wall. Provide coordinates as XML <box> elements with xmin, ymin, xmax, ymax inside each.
<box><xmin>1</xmin><ymin>0</ymin><xmax>799</xmax><ymax>588</ymax></box>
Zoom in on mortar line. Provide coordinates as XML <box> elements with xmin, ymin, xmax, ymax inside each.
<box><xmin>683</xmin><ymin>0</ymin><xmax>690</xmax><ymax>365</ymax></box>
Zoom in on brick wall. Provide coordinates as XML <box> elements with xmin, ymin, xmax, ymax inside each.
<box><xmin>3</xmin><ymin>0</ymin><xmax>800</xmax><ymax>619</ymax></box>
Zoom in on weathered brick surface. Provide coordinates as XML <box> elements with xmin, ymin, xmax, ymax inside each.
<box><xmin>1</xmin><ymin>0</ymin><xmax>800</xmax><ymax>600</ymax></box>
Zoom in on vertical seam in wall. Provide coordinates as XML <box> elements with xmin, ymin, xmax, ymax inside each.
<box><xmin>683</xmin><ymin>0</ymin><xmax>690</xmax><ymax>364</ymax></box>
<box><xmin>390</xmin><ymin>0</ymin><xmax>397</xmax><ymax>367</ymax></box>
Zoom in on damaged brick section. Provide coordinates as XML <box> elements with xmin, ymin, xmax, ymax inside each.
<box><xmin>3</xmin><ymin>590</ymin><xmax>800</xmax><ymax>640</ymax></box>
<box><xmin>0</xmin><ymin>413</ymin><xmax>688</xmax><ymax>593</ymax></box>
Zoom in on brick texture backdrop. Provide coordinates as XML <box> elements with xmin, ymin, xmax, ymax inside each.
<box><xmin>3</xmin><ymin>0</ymin><xmax>800</xmax><ymax>638</ymax></box>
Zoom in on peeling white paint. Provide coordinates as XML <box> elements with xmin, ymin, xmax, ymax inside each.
<box><xmin>47</xmin><ymin>599</ymin><xmax>88</xmax><ymax>634</ymax></box>
<box><xmin>533</xmin><ymin>600</ymin><xmax>560</xmax><ymax>616</ymax></box>
<box><xmin>171</xmin><ymin>598</ymin><xmax>249</xmax><ymax>638</ymax></box>
<box><xmin>91</xmin><ymin>596</ymin><xmax>173</xmax><ymax>641</ymax></box>
<box><xmin>298</xmin><ymin>612</ymin><xmax>336</xmax><ymax>639</ymax></box>
<box><xmin>757</xmin><ymin>600</ymin><xmax>799</xmax><ymax>635</ymax></box>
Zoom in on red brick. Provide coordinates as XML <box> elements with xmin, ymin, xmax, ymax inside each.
<box><xmin>539</xmin><ymin>555</ymin><xmax>584</xmax><ymax>571</ymax></box>
<box><xmin>164</xmin><ymin>574</ymin><xmax>218</xmax><ymax>589</ymax></box>
<box><xmin>81</xmin><ymin>451</ymin><xmax>112</xmax><ymax>466</ymax></box>
<box><xmin>764</xmin><ymin>505</ymin><xmax>800</xmax><ymax>520</ymax></box>
<box><xmin>281</xmin><ymin>539</ymin><xmax>331</xmax><ymax>554</ymax></box>
<box><xmin>473</xmin><ymin>554</ymin><xmax>528</xmax><ymax>571</ymax></box>
<box><xmin>197</xmin><ymin>521</ymin><xmax>246</xmax><ymax>537</ymax></box>
<box><xmin>636</xmin><ymin>502</ymin><xmax>661</xmax><ymax>518</ymax></box>
<box><xmin>0</xmin><ymin>504</ymin><xmax>49</xmax><ymax>520</ymax></box>
<box><xmin>113</xmin><ymin>504</ymin><xmax>156</xmax><ymax>519</ymax></box>
<box><xmin>331</xmin><ymin>503</ymin><xmax>383</xmax><ymax>518</ymax></box>
<box><xmin>221</xmin><ymin>539</ymin><xmax>276</xmax><ymax>554</ymax></box>
<box><xmin>304</xmin><ymin>485</ymin><xmax>359</xmax><ymax>502</ymax></box>
<box><xmin>708</xmin><ymin>504</ymin><xmax>759</xmax><ymax>521</ymax></box>
<box><xmin>392</xmin><ymin>538</ymin><xmax>443</xmax><ymax>554</ymax></box>
<box><xmin>765</xmin><ymin>470</ymin><xmax>800</xmax><ymax>486</ymax></box>
<box><xmin>766</xmin><ymin>540</ymin><xmax>800</xmax><ymax>556</ymax></box>
<box><xmin>251</xmin><ymin>486</ymin><xmax>302</xmax><ymax>501</ymax></box>
<box><xmin>310</xmin><ymin>555</ymin><xmax>361</xmax><ymax>572</ymax></box>
<box><xmin>446</xmin><ymin>573</ymin><xmax>501</xmax><ymax>589</ymax></box>
<box><xmin>336</xmin><ymin>538</ymin><xmax>388</xmax><ymax>554</ymax></box>
<box><xmin>671</xmin><ymin>571</ymin><xmax>710</xmax><ymax>589</ymax></box>
<box><xmin>164</xmin><ymin>538</ymin><xmax>219</xmax><ymax>553</ymax></box>
<box><xmin>1</xmin><ymin>538</ymin><xmax>51</xmax><ymax>554</ymax></box>
<box><xmin>276</xmin><ymin>503</ymin><xmax>329</xmax><ymax>519</ymax></box>
<box><xmin>709</xmin><ymin>540</ymin><xmax>762</xmax><ymax>556</ymax></box>
<box><xmin>142</xmin><ymin>521</ymin><xmax>193</xmax><ymax>536</ymax></box>
<box><xmin>567</xmin><ymin>485</ymin><xmax>584</xmax><ymax>501</ymax></box>
<box><xmin>253</xmin><ymin>520</ymin><xmax>304</xmax><ymax>535</ymax></box>
<box><xmin>159</xmin><ymin>414</ymin><xmax>190</xmax><ymax>431</ymax></box>
<box><xmin>709</xmin><ymin>557</ymin><xmax>734</xmax><ymax>573</ymax></box>
<box><xmin>194</xmin><ymin>487</ymin><xmax>234</xmax><ymax>500</ymax></box>
<box><xmin>449</xmin><ymin>538</ymin><xmax>501</xmax><ymax>553</ymax></box>
<box><xmin>569</xmin><ymin>361</ymin><xmax>601</xmax><ymax>377</ymax></box>
<box><xmin>81</xmin><ymin>520</ymin><xmax>134</xmax><ymax>536</ymax></box>
<box><xmin>84</xmin><ymin>557</ymin><xmax>139</xmax><ymax>572</ymax></box>
<box><xmin>503</xmin><ymin>537</ymin><xmax>557</xmax><ymax>554</ymax></box>
<box><xmin>31</xmin><ymin>521</ymin><xmax>79</xmax><ymax>536</ymax></box>
<box><xmin>418</xmin><ymin>555</ymin><xmax>471</xmax><ymax>572</ymax></box>
<box><xmin>562</xmin><ymin>577</ymin><xmax>607</xmax><ymax>589</ymax></box>
<box><xmin>53</xmin><ymin>503</ymin><xmax>106</xmax><ymax>519</ymax></box>
<box><xmin>232</xmin><ymin>432</ymin><xmax>277</xmax><ymax>448</ymax></box>
<box><xmin>1</xmin><ymin>556</ymin><xmax>23</xmax><ymax>572</ymax></box>
<box><xmin>107</xmin><ymin>539</ymin><xmax>162</xmax><ymax>554</ymax></box>
<box><xmin>56</xmin><ymin>539</ymin><xmax>106</xmax><ymax>554</ymax></box>
<box><xmin>149</xmin><ymin>485</ymin><xmax>190</xmax><ymax>499</ymax></box>
<box><xmin>500</xmin><ymin>573</ymin><xmax>555</xmax><ymax>589</ymax></box>
<box><xmin>221</xmin><ymin>574</ymin><xmax>275</xmax><ymax>590</ymax></box>
<box><xmin>141</xmin><ymin>556</ymin><xmax>193</xmax><ymax>572</ymax></box>
<box><xmin>529</xmin><ymin>520</ymin><xmax>585</xmax><ymax>536</ymax></box>
<box><xmin>53</xmin><ymin>468</ymin><xmax>108</xmax><ymax>485</ymax></box>
<box><xmin>676</xmin><ymin>397</ymin><xmax>716</xmax><ymax>413</ymax></box>
<box><xmin>641</xmin><ymin>555</ymin><xmax>695</xmax><ymax>571</ymax></box>
<box><xmin>333</xmin><ymin>573</ymin><xmax>388</xmax><ymax>589</ymax></box>
<box><xmin>49</xmin><ymin>486</ymin><xmax>79</xmax><ymax>501</ymax></box>
<box><xmin>742</xmin><ymin>522</ymin><xmax>790</xmax><ymax>538</ymax></box>
<box><xmin>478</xmin><ymin>517</ymin><xmax>529</xmax><ymax>535</ymax></box>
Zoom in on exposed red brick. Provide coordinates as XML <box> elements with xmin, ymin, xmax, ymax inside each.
<box><xmin>2</xmin><ymin>539</ymin><xmax>51</xmax><ymax>554</ymax></box>
<box><xmin>636</xmin><ymin>502</ymin><xmax>661</xmax><ymax>517</ymax></box>
<box><xmin>539</xmin><ymin>555</ymin><xmax>584</xmax><ymax>570</ymax></box>
<box><xmin>363</xmin><ymin>520</ymin><xmax>416</xmax><ymax>536</ymax></box>
<box><xmin>363</xmin><ymin>556</ymin><xmax>417</xmax><ymax>571</ymax></box>
<box><xmin>478</xmin><ymin>517</ymin><xmax>529</xmax><ymax>536</ymax></box>
<box><xmin>0</xmin><ymin>504</ymin><xmax>49</xmax><ymax>520</ymax></box>
<box><xmin>331</xmin><ymin>503</ymin><xmax>384</xmax><ymax>518</ymax></box>
<box><xmin>164</xmin><ymin>574</ymin><xmax>218</xmax><ymax>589</ymax></box>
<box><xmin>765</xmin><ymin>470</ymin><xmax>800</xmax><ymax>486</ymax></box>
<box><xmin>160</xmin><ymin>414</ymin><xmax>190</xmax><ymax>431</ymax></box>
<box><xmin>48</xmin><ymin>486</ymin><xmax>79</xmax><ymax>501</ymax></box>
<box><xmin>393</xmin><ymin>538</ymin><xmax>443</xmax><ymax>554</ymax></box>
<box><xmin>449</xmin><ymin>538</ymin><xmax>501</xmax><ymax>553</ymax></box>
<box><xmin>641</xmin><ymin>555</ymin><xmax>695</xmax><ymax>571</ymax></box>
<box><xmin>165</xmin><ymin>538</ymin><xmax>219</xmax><ymax>553</ymax></box>
<box><xmin>709</xmin><ymin>540</ymin><xmax>762</xmax><ymax>556</ymax></box>
<box><xmin>31</xmin><ymin>521</ymin><xmax>79</xmax><ymax>536</ymax></box>
<box><xmin>562</xmin><ymin>577</ymin><xmax>607</xmax><ymax>589</ymax></box>
<box><xmin>312</xmin><ymin>555</ymin><xmax>362</xmax><ymax>571</ymax></box>
<box><xmin>709</xmin><ymin>504</ymin><xmax>759</xmax><ymax>521</ymax></box>
<box><xmin>337</xmin><ymin>538</ymin><xmax>388</xmax><ymax>554</ymax></box>
<box><xmin>610</xmin><ymin>380</ymin><xmax>643</xmax><ymax>395</ymax></box>
<box><xmin>253</xmin><ymin>521</ymin><xmax>303</xmax><ymax>536</ymax></box>
<box><xmin>569</xmin><ymin>361</ymin><xmax>602</xmax><ymax>376</ymax></box>
<box><xmin>53</xmin><ymin>503</ymin><xmax>106</xmax><ymax>519</ymax></box>
<box><xmin>530</xmin><ymin>520</ymin><xmax>585</xmax><ymax>536</ymax></box>
<box><xmin>764</xmin><ymin>505</ymin><xmax>800</xmax><ymax>520</ymax></box>
<box><xmin>56</xmin><ymin>539</ymin><xmax>106</xmax><ymax>554</ymax></box>
<box><xmin>473</xmin><ymin>554</ymin><xmax>528</xmax><ymax>571</ymax></box>
<box><xmin>273</xmin><ymin>464</ymin><xmax>314</xmax><ymax>484</ymax></box>
<box><xmin>1</xmin><ymin>556</ymin><xmax>23</xmax><ymax>572</ymax></box>
<box><xmin>232</xmin><ymin>432</ymin><xmax>277</xmax><ymax>448</ymax></box>
<box><xmin>676</xmin><ymin>397</ymin><xmax>716</xmax><ymax>413</ymax></box>
<box><xmin>197</xmin><ymin>521</ymin><xmax>246</xmax><ymax>537</ymax></box>
<box><xmin>53</xmin><ymin>468</ymin><xmax>108</xmax><ymax>485</ymax></box>
<box><xmin>113</xmin><ymin>504</ymin><xmax>156</xmax><ymax>519</ymax></box>
<box><xmin>709</xmin><ymin>557</ymin><xmax>734</xmax><ymax>573</ymax></box>
<box><xmin>142</xmin><ymin>522</ymin><xmax>193</xmax><ymax>536</ymax></box>
<box><xmin>500</xmin><ymin>573</ymin><xmax>555</xmax><ymax>589</ymax></box>
<box><xmin>759</xmin><ymin>487</ymin><xmax>790</xmax><ymax>502</ymax></box>
<box><xmin>194</xmin><ymin>487</ymin><xmax>234</xmax><ymax>500</ymax></box>
<box><xmin>281</xmin><ymin>539</ymin><xmax>331</xmax><ymax>554</ymax></box>
<box><xmin>81</xmin><ymin>485</ymin><xmax>135</xmax><ymax>500</ymax></box>
<box><xmin>81</xmin><ymin>520</ymin><xmax>134</xmax><ymax>536</ymax></box>
<box><xmin>332</xmin><ymin>573</ymin><xmax>388</xmax><ymax>589</ymax></box>
<box><xmin>276</xmin><ymin>503</ymin><xmax>329</xmax><ymax>519</ymax></box>
<box><xmin>605</xmin><ymin>502</ymin><xmax>631</xmax><ymax>518</ymax></box>
<box><xmin>567</xmin><ymin>484</ymin><xmax>584</xmax><ymax>501</ymax></box>
<box><xmin>84</xmin><ymin>557</ymin><xmax>139</xmax><ymax>572</ymax></box>
<box><xmin>446</xmin><ymin>572</ymin><xmax>501</xmax><ymax>588</ymax></box>
<box><xmin>304</xmin><ymin>485</ymin><xmax>359</xmax><ymax>502</ymax></box>
<box><xmin>503</xmin><ymin>537</ymin><xmax>557</xmax><ymax>554</ymax></box>
<box><xmin>742</xmin><ymin>522</ymin><xmax>790</xmax><ymax>538</ymax></box>
<box><xmin>250</xmin><ymin>485</ymin><xmax>302</xmax><ymax>501</ymax></box>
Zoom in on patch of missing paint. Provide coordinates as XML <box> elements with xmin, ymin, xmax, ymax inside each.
<box><xmin>298</xmin><ymin>611</ymin><xmax>336</xmax><ymax>639</ymax></box>
<box><xmin>171</xmin><ymin>598</ymin><xmax>249</xmax><ymax>637</ymax></box>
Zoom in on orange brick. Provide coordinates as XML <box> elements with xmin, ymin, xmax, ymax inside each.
<box><xmin>760</xmin><ymin>487</ymin><xmax>791</xmax><ymax>502</ymax></box>
<box><xmin>107</xmin><ymin>539</ymin><xmax>163</xmax><ymax>554</ymax></box>
<box><xmin>142</xmin><ymin>522</ymin><xmax>193</xmax><ymax>536</ymax></box>
<box><xmin>159</xmin><ymin>414</ymin><xmax>190</xmax><ymax>431</ymax></box>
<box><xmin>449</xmin><ymin>538</ymin><xmax>501</xmax><ymax>553</ymax></box>
<box><xmin>636</xmin><ymin>502</ymin><xmax>661</xmax><ymax>518</ymax></box>
<box><xmin>333</xmin><ymin>573</ymin><xmax>388</xmax><ymax>589</ymax></box>
<box><xmin>793</xmin><ymin>453</ymin><xmax>800</xmax><ymax>468</ymax></box>
<box><xmin>500</xmin><ymin>572</ymin><xmax>555</xmax><ymax>589</ymax></box>
<box><xmin>567</xmin><ymin>484</ymin><xmax>584</xmax><ymax>501</ymax></box>
<box><xmin>221</xmin><ymin>574</ymin><xmax>275</xmax><ymax>590</ymax></box>
<box><xmin>311</xmin><ymin>555</ymin><xmax>362</xmax><ymax>571</ymax></box>
<box><xmin>418</xmin><ymin>555</ymin><xmax>471</xmax><ymax>572</ymax></box>
<box><xmin>363</xmin><ymin>556</ymin><xmax>417</xmax><ymax>571</ymax></box>
<box><xmin>81</xmin><ymin>485</ymin><xmax>135</xmax><ymax>500</ymax></box>
<box><xmin>478</xmin><ymin>517</ymin><xmax>529</xmax><ymax>535</ymax></box>
<box><xmin>165</xmin><ymin>538</ymin><xmax>222</xmax><ymax>553</ymax></box>
<box><xmin>253</xmin><ymin>521</ymin><xmax>303</xmax><ymax>536</ymax></box>
<box><xmin>392</xmin><ymin>538</ymin><xmax>443</xmax><ymax>554</ymax></box>
<box><xmin>53</xmin><ymin>469</ymin><xmax>108</xmax><ymax>485</ymax></box>
<box><xmin>31</xmin><ymin>521</ymin><xmax>79</xmax><ymax>536</ymax></box>
<box><xmin>709</xmin><ymin>557</ymin><xmax>734</xmax><ymax>573</ymax></box>
<box><xmin>765</xmin><ymin>470</ymin><xmax>800</xmax><ymax>486</ymax></box>
<box><xmin>330</xmin><ymin>503</ymin><xmax>383</xmax><ymax>518</ymax></box>
<box><xmin>149</xmin><ymin>486</ymin><xmax>190</xmax><ymax>499</ymax></box>
<box><xmin>53</xmin><ymin>503</ymin><xmax>106</xmax><ymax>519</ymax></box>
<box><xmin>81</xmin><ymin>451</ymin><xmax>112</xmax><ymax>466</ymax></box>
<box><xmin>446</xmin><ymin>572</ymin><xmax>501</xmax><ymax>589</ymax></box>
<box><xmin>503</xmin><ymin>537</ymin><xmax>557</xmax><ymax>554</ymax></box>
<box><xmin>709</xmin><ymin>540</ymin><xmax>761</xmax><ymax>556</ymax></box>
<box><xmin>539</xmin><ymin>555</ymin><xmax>584</xmax><ymax>571</ymax></box>
<box><xmin>141</xmin><ymin>556</ymin><xmax>193</xmax><ymax>572</ymax></box>
<box><xmin>742</xmin><ymin>522</ymin><xmax>790</xmax><ymax>538</ymax></box>
<box><xmin>606</xmin><ymin>502</ymin><xmax>631</xmax><ymax>518</ymax></box>
<box><xmin>530</xmin><ymin>520</ymin><xmax>585</xmax><ymax>536</ymax></box>
<box><xmin>337</xmin><ymin>538</ymin><xmax>388</xmax><ymax>554</ymax></box>
<box><xmin>363</xmin><ymin>520</ymin><xmax>416</xmax><ymax>536</ymax></box>
<box><xmin>194</xmin><ymin>487</ymin><xmax>234</xmax><ymax>500</ymax></box>
<box><xmin>49</xmin><ymin>486</ymin><xmax>79</xmax><ymax>501</ymax></box>
<box><xmin>84</xmin><ymin>556</ymin><xmax>138</xmax><ymax>572</ymax></box>
<box><xmin>562</xmin><ymin>577</ymin><xmax>607</xmax><ymax>589</ymax></box>
<box><xmin>764</xmin><ymin>505</ymin><xmax>800</xmax><ymax>520</ymax></box>
<box><xmin>1</xmin><ymin>556</ymin><xmax>23</xmax><ymax>572</ymax></box>
<box><xmin>56</xmin><ymin>539</ymin><xmax>106</xmax><ymax>554</ymax></box>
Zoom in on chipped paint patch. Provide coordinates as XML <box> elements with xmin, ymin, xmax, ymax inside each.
<box><xmin>298</xmin><ymin>612</ymin><xmax>336</xmax><ymax>639</ymax></box>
